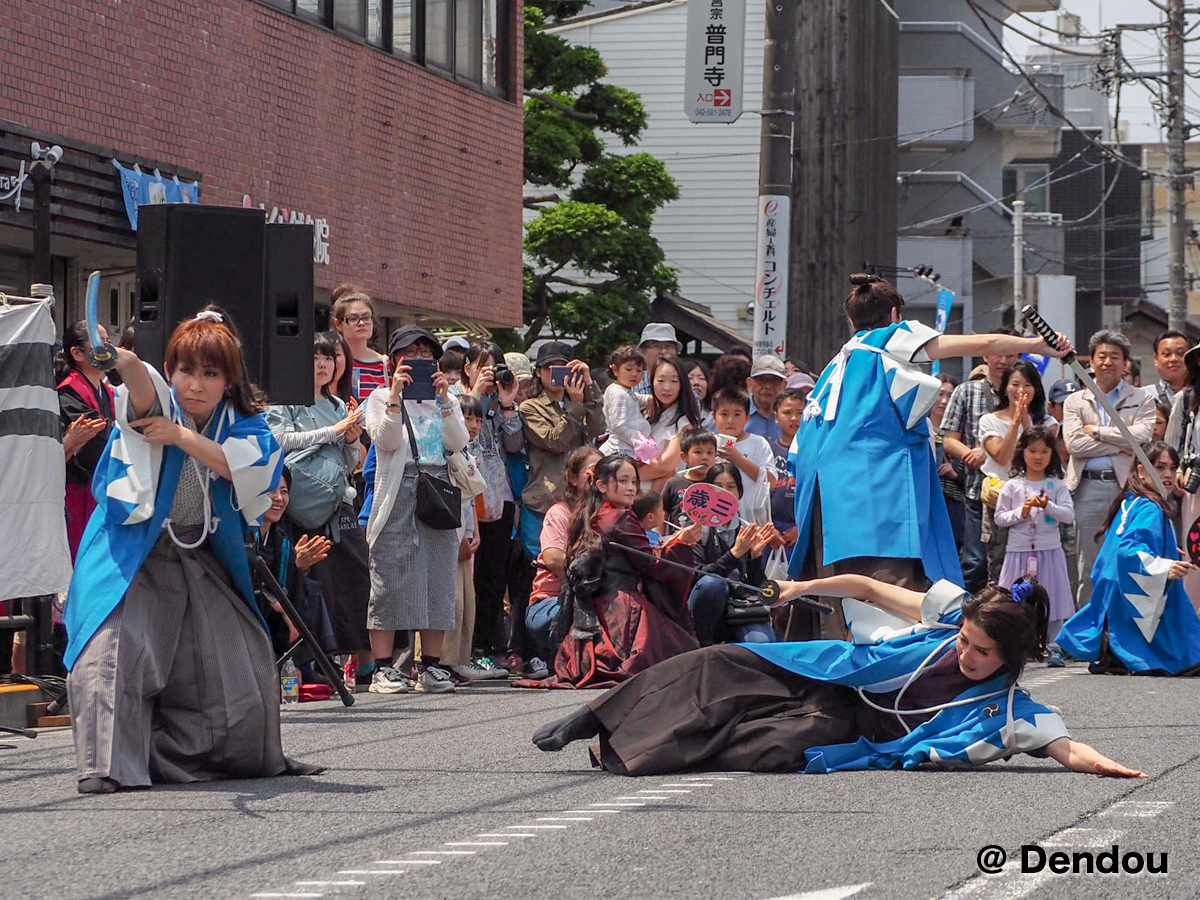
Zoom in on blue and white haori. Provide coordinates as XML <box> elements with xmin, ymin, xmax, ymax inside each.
<box><xmin>788</xmin><ymin>320</ymin><xmax>962</xmax><ymax>584</ymax></box>
<box><xmin>743</xmin><ymin>580</ymin><xmax>1069</xmax><ymax>773</ymax></box>
<box><xmin>63</xmin><ymin>363</ymin><xmax>283</xmax><ymax>669</ymax></box>
<box><xmin>1057</xmin><ymin>494</ymin><xmax>1200</xmax><ymax>674</ymax></box>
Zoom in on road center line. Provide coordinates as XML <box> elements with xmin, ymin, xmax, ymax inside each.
<box><xmin>336</xmin><ymin>870</ymin><xmax>409</xmax><ymax>876</ymax></box>
<box><xmin>508</xmin><ymin>824</ymin><xmax>569</xmax><ymax>829</ymax></box>
<box><xmin>536</xmin><ymin>816</ymin><xmax>593</xmax><ymax>821</ymax></box>
<box><xmin>373</xmin><ymin>859</ymin><xmax>442</xmax><ymax>865</ymax></box>
<box><xmin>449</xmin><ymin>841</ymin><xmax>509</xmax><ymax>846</ymax></box>
<box><xmin>412</xmin><ymin>850</ymin><xmax>476</xmax><ymax>855</ymax></box>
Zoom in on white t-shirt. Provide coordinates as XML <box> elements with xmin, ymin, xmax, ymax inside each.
<box><xmin>978</xmin><ymin>412</ymin><xmax>1057</xmax><ymax>481</ymax></box>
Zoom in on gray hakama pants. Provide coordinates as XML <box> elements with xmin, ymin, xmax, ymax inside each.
<box><xmin>68</xmin><ymin>529</ymin><xmax>291</xmax><ymax>787</ymax></box>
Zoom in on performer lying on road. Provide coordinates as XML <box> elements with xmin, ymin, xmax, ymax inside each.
<box><xmin>534</xmin><ymin>574</ymin><xmax>1144</xmax><ymax>778</ymax></box>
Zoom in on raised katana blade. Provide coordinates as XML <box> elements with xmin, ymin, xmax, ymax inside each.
<box><xmin>1022</xmin><ymin>306</ymin><xmax>1168</xmax><ymax>501</ymax></box>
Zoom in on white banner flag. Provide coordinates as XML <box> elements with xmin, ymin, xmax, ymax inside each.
<box><xmin>684</xmin><ymin>0</ymin><xmax>746</xmax><ymax>124</ymax></box>
<box><xmin>0</xmin><ymin>299</ymin><xmax>72</xmax><ymax>601</ymax></box>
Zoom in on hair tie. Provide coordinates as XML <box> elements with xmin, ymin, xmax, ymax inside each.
<box><xmin>1011</xmin><ymin>581</ymin><xmax>1034</xmax><ymax>603</ymax></box>
<box><xmin>194</xmin><ymin>310</ymin><xmax>224</xmax><ymax>324</ymax></box>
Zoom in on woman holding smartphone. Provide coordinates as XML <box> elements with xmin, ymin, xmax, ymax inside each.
<box><xmin>364</xmin><ymin>326</ymin><xmax>468</xmax><ymax>693</ymax></box>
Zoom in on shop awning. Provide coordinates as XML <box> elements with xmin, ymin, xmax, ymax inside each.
<box><xmin>650</xmin><ymin>291</ymin><xmax>751</xmax><ymax>353</ymax></box>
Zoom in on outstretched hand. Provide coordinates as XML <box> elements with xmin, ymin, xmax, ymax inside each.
<box><xmin>1092</xmin><ymin>758</ymin><xmax>1147</xmax><ymax>779</ymax></box>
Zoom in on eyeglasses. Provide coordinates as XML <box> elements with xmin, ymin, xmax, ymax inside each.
<box><xmin>343</xmin><ymin>314</ymin><xmax>373</xmax><ymax>326</ymax></box>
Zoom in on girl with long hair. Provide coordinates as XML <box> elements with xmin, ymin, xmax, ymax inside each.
<box><xmin>1057</xmin><ymin>442</ymin><xmax>1200</xmax><ymax>674</ymax></box>
<box><xmin>330</xmin><ymin>283</ymin><xmax>388</xmax><ymax>402</ymax></box>
<box><xmin>535</xmin><ymin>575</ymin><xmax>1144</xmax><ymax>779</ymax></box>
<box><xmin>993</xmin><ymin>426</ymin><xmax>1075</xmax><ymax>665</ymax></box>
<box><xmin>524</xmin><ymin>446</ymin><xmax>604</xmax><ymax>662</ymax></box>
<box><xmin>265</xmin><ymin>331</ymin><xmax>372</xmax><ymax>692</ymax></box>
<box><xmin>644</xmin><ymin>355</ymin><xmax>704</xmax><ymax>484</ymax></box>
<box><xmin>64</xmin><ymin>307</ymin><xmax>316</xmax><ymax>793</ymax></box>
<box><xmin>554</xmin><ymin>454</ymin><xmax>703</xmax><ymax>687</ymax></box>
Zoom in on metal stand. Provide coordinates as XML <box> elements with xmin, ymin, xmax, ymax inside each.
<box><xmin>246</xmin><ymin>545</ymin><xmax>354</xmax><ymax>707</ymax></box>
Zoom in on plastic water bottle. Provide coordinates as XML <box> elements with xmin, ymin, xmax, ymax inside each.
<box><xmin>280</xmin><ymin>659</ymin><xmax>300</xmax><ymax>705</ymax></box>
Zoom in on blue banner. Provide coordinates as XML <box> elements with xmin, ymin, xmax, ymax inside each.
<box><xmin>112</xmin><ymin>160</ymin><xmax>199</xmax><ymax>230</ymax></box>
<box><xmin>931</xmin><ymin>287</ymin><xmax>954</xmax><ymax>376</ymax></box>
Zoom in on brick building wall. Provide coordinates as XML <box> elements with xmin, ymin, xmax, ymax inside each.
<box><xmin>3</xmin><ymin>0</ymin><xmax>524</xmax><ymax>326</ymax></box>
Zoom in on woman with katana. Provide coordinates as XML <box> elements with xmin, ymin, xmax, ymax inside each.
<box><xmin>534</xmin><ymin>573</ymin><xmax>1144</xmax><ymax>778</ymax></box>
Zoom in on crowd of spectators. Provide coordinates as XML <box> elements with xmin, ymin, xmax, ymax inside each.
<box><xmin>22</xmin><ymin>282</ymin><xmax>1200</xmax><ymax>696</ymax></box>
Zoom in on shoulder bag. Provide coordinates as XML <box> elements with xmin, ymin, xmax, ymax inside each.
<box><xmin>403</xmin><ymin>407</ymin><xmax>462</xmax><ymax>530</ymax></box>
<box><xmin>282</xmin><ymin>405</ymin><xmax>350</xmax><ymax>531</ymax></box>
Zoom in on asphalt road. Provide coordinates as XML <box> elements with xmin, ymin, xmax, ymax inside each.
<box><xmin>3</xmin><ymin>660</ymin><xmax>1198</xmax><ymax>900</ymax></box>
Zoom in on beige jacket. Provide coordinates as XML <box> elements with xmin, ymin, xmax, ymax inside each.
<box><xmin>1062</xmin><ymin>380</ymin><xmax>1156</xmax><ymax>491</ymax></box>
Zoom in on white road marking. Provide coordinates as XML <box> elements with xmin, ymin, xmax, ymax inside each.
<box><xmin>482</xmin><ymin>832</ymin><xmax>535</xmax><ymax>837</ymax></box>
<box><xmin>294</xmin><ymin>882</ymin><xmax>365</xmax><ymax>887</ymax></box>
<box><xmin>336</xmin><ymin>870</ymin><xmax>408</xmax><ymax>876</ymax></box>
<box><xmin>565</xmin><ymin>808</ymin><xmax>618</xmax><ymax>814</ymax></box>
<box><xmin>763</xmin><ymin>883</ymin><xmax>871</xmax><ymax>900</ymax></box>
<box><xmin>1098</xmin><ymin>800</ymin><xmax>1174</xmax><ymax>818</ymax></box>
<box><xmin>1041</xmin><ymin>828</ymin><xmax>1126</xmax><ymax>848</ymax></box>
<box><xmin>536</xmin><ymin>816</ymin><xmax>593</xmax><ymax>821</ymax></box>
<box><xmin>412</xmin><ymin>850</ymin><xmax>476</xmax><ymax>855</ymax></box>
<box><xmin>590</xmin><ymin>801</ymin><xmax>646</xmax><ymax>807</ymax></box>
<box><xmin>940</xmin><ymin>861</ymin><xmax>1052</xmax><ymax>900</ymax></box>
<box><xmin>637</xmin><ymin>789</ymin><xmax>691</xmax><ymax>794</ymax></box>
<box><xmin>508</xmin><ymin>824</ymin><xmax>569</xmax><ymax>829</ymax></box>
<box><xmin>450</xmin><ymin>841</ymin><xmax>508</xmax><ymax>846</ymax></box>
<box><xmin>250</xmin><ymin>894</ymin><xmax>323</xmax><ymax>898</ymax></box>
<box><xmin>373</xmin><ymin>859</ymin><xmax>441</xmax><ymax>865</ymax></box>
<box><xmin>616</xmin><ymin>795</ymin><xmax>663</xmax><ymax>800</ymax></box>
<box><xmin>663</xmin><ymin>782</ymin><xmax>711</xmax><ymax>787</ymax></box>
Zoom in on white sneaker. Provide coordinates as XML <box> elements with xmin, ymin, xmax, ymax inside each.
<box><xmin>368</xmin><ymin>665</ymin><xmax>410</xmax><ymax>694</ymax></box>
<box><xmin>415</xmin><ymin>664</ymin><xmax>456</xmax><ymax>694</ymax></box>
<box><xmin>467</xmin><ymin>656</ymin><xmax>510</xmax><ymax>680</ymax></box>
<box><xmin>451</xmin><ymin>664</ymin><xmax>478</xmax><ymax>683</ymax></box>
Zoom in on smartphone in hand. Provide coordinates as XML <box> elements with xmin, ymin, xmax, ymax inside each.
<box><xmin>549</xmin><ymin>365</ymin><xmax>572</xmax><ymax>388</ymax></box>
<box><xmin>406</xmin><ymin>358</ymin><xmax>438</xmax><ymax>401</ymax></box>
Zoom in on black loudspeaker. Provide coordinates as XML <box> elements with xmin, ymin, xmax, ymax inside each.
<box><xmin>263</xmin><ymin>224</ymin><xmax>315</xmax><ymax>405</ymax></box>
<box><xmin>135</xmin><ymin>205</ymin><xmax>314</xmax><ymax>405</ymax></box>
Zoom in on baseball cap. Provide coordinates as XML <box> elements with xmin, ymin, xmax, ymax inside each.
<box><xmin>504</xmin><ymin>351</ymin><xmax>534</xmax><ymax>383</ymax></box>
<box><xmin>533</xmin><ymin>341</ymin><xmax>574</xmax><ymax>368</ymax></box>
<box><xmin>442</xmin><ymin>335</ymin><xmax>470</xmax><ymax>351</ymax></box>
<box><xmin>1048</xmin><ymin>379</ymin><xmax>1080</xmax><ymax>404</ymax></box>
<box><xmin>387</xmin><ymin>325</ymin><xmax>442</xmax><ymax>359</ymax></box>
<box><xmin>750</xmin><ymin>355</ymin><xmax>787</xmax><ymax>379</ymax></box>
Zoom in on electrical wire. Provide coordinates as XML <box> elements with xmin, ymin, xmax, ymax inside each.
<box><xmin>971</xmin><ymin>2</ymin><xmax>1102</xmax><ymax>57</ymax></box>
<box><xmin>964</xmin><ymin>0</ymin><xmax>1157</xmax><ymax>177</ymax></box>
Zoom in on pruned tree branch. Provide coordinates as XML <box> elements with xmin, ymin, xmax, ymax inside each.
<box><xmin>546</xmin><ymin>274</ymin><xmax>629</xmax><ymax>289</ymax></box>
<box><xmin>525</xmin><ymin>90</ymin><xmax>600</xmax><ymax>122</ymax></box>
<box><xmin>524</xmin><ymin>193</ymin><xmax>562</xmax><ymax>208</ymax></box>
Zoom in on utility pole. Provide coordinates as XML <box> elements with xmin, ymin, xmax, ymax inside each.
<box><xmin>751</xmin><ymin>0</ymin><xmax>795</xmax><ymax>360</ymax></box>
<box><xmin>1167</xmin><ymin>0</ymin><xmax>1189</xmax><ymax>331</ymax></box>
<box><xmin>1012</xmin><ymin>198</ymin><xmax>1025</xmax><ymax>329</ymax></box>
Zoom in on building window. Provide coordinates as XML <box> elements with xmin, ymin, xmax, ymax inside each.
<box><xmin>1003</xmin><ymin>165</ymin><xmax>1049</xmax><ymax>214</ymax></box>
<box><xmin>257</xmin><ymin>0</ymin><xmax>504</xmax><ymax>92</ymax></box>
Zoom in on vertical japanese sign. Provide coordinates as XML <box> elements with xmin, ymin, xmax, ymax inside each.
<box><xmin>752</xmin><ymin>195</ymin><xmax>789</xmax><ymax>358</ymax></box>
<box><xmin>684</xmin><ymin>0</ymin><xmax>746</xmax><ymax>123</ymax></box>
<box><xmin>931</xmin><ymin>287</ymin><xmax>954</xmax><ymax>376</ymax></box>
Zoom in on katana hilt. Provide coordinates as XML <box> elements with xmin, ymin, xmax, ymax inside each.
<box><xmin>1022</xmin><ymin>305</ymin><xmax>1076</xmax><ymax>363</ymax></box>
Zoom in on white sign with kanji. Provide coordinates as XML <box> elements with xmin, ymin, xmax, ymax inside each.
<box><xmin>752</xmin><ymin>194</ymin><xmax>789</xmax><ymax>358</ymax></box>
<box><xmin>684</xmin><ymin>0</ymin><xmax>746</xmax><ymax>124</ymax></box>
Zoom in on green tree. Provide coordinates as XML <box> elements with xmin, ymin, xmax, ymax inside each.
<box><xmin>517</xmin><ymin>0</ymin><xmax>679</xmax><ymax>361</ymax></box>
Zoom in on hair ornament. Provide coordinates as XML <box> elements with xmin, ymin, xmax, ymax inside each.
<box><xmin>1010</xmin><ymin>580</ymin><xmax>1034</xmax><ymax>604</ymax></box>
<box><xmin>194</xmin><ymin>310</ymin><xmax>225</xmax><ymax>324</ymax></box>
<box><xmin>585</xmin><ymin>464</ymin><xmax>597</xmax><ymax>485</ymax></box>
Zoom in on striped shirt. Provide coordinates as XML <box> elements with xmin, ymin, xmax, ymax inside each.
<box><xmin>351</xmin><ymin>357</ymin><xmax>388</xmax><ymax>402</ymax></box>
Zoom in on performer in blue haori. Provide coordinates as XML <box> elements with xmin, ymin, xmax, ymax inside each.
<box><xmin>64</xmin><ymin>308</ymin><xmax>319</xmax><ymax>794</ymax></box>
<box><xmin>1057</xmin><ymin>442</ymin><xmax>1200</xmax><ymax>675</ymax></box>
<box><xmin>534</xmin><ymin>573</ymin><xmax>1144</xmax><ymax>778</ymax></box>
<box><xmin>786</xmin><ymin>274</ymin><xmax>1072</xmax><ymax>638</ymax></box>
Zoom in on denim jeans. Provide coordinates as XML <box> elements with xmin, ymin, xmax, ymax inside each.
<box><xmin>524</xmin><ymin>596</ymin><xmax>561</xmax><ymax>660</ymax></box>
<box><xmin>961</xmin><ymin>498</ymin><xmax>987</xmax><ymax>594</ymax></box>
<box><xmin>687</xmin><ymin>575</ymin><xmax>775</xmax><ymax>645</ymax></box>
